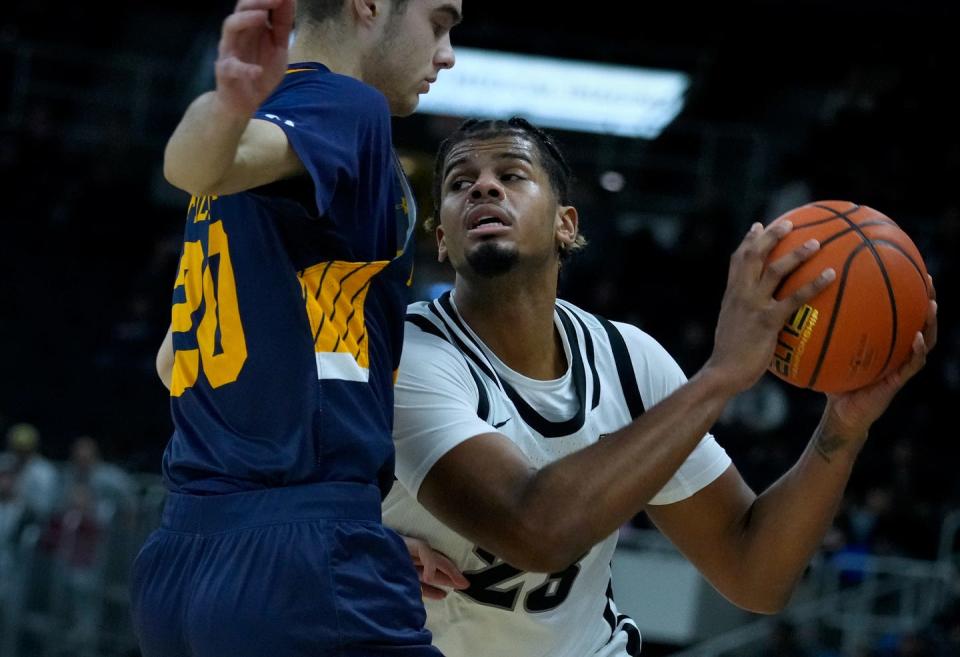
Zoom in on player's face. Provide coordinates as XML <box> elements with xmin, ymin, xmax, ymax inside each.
<box><xmin>436</xmin><ymin>135</ymin><xmax>578</xmax><ymax>278</ymax></box>
<box><xmin>364</xmin><ymin>0</ymin><xmax>460</xmax><ymax>116</ymax></box>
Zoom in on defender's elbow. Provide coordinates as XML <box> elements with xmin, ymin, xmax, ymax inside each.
<box><xmin>162</xmin><ymin>158</ymin><xmax>189</xmax><ymax>194</ymax></box>
<box><xmin>163</xmin><ymin>157</ymin><xmax>219</xmax><ymax>198</ymax></box>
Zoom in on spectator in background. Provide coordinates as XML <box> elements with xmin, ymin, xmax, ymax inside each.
<box><xmin>62</xmin><ymin>435</ymin><xmax>138</xmax><ymax>522</ymax></box>
<box><xmin>0</xmin><ymin>463</ymin><xmax>33</xmax><ymax>574</ymax></box>
<box><xmin>39</xmin><ymin>482</ymin><xmax>104</xmax><ymax>655</ymax></box>
<box><xmin>3</xmin><ymin>422</ymin><xmax>59</xmax><ymax>519</ymax></box>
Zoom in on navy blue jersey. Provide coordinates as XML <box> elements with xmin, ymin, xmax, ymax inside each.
<box><xmin>162</xmin><ymin>64</ymin><xmax>417</xmax><ymax>496</ymax></box>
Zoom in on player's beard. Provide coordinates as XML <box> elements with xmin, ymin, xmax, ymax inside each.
<box><xmin>465</xmin><ymin>241</ymin><xmax>519</xmax><ymax>278</ymax></box>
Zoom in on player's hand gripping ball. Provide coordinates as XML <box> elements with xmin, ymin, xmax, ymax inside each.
<box><xmin>766</xmin><ymin>201</ymin><xmax>929</xmax><ymax>393</ymax></box>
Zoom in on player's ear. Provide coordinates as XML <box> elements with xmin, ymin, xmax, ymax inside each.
<box><xmin>436</xmin><ymin>225</ymin><xmax>448</xmax><ymax>263</ymax></box>
<box><xmin>351</xmin><ymin>0</ymin><xmax>386</xmax><ymax>27</ymax></box>
<box><xmin>555</xmin><ymin>204</ymin><xmax>579</xmax><ymax>251</ymax></box>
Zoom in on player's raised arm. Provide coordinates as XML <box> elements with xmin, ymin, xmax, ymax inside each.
<box><xmin>646</xmin><ymin>289</ymin><xmax>935</xmax><ymax>613</ymax></box>
<box><xmin>163</xmin><ymin>0</ymin><xmax>301</xmax><ymax>197</ymax></box>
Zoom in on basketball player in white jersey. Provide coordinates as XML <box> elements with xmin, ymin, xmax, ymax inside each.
<box><xmin>382</xmin><ymin>117</ymin><xmax>937</xmax><ymax>656</ymax></box>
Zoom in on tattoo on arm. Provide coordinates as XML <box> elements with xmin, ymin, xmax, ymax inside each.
<box><xmin>814</xmin><ymin>429</ymin><xmax>850</xmax><ymax>464</ymax></box>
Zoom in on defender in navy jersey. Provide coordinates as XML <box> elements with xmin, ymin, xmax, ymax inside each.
<box><xmin>382</xmin><ymin>118</ymin><xmax>936</xmax><ymax>656</ymax></box>
<box><xmin>162</xmin><ymin>67</ymin><xmax>414</xmax><ymax>496</ymax></box>
<box><xmin>134</xmin><ymin>1</ymin><xmax>462</xmax><ymax>656</ymax></box>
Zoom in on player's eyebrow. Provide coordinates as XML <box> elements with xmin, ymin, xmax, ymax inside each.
<box><xmin>443</xmin><ymin>151</ymin><xmax>534</xmax><ymax>180</ymax></box>
<box><xmin>436</xmin><ymin>4</ymin><xmax>463</xmax><ymax>27</ymax></box>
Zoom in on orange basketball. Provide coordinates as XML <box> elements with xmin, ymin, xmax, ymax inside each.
<box><xmin>766</xmin><ymin>200</ymin><xmax>929</xmax><ymax>393</ymax></box>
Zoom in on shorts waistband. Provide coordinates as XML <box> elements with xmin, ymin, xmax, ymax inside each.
<box><xmin>160</xmin><ymin>482</ymin><xmax>382</xmax><ymax>534</ymax></box>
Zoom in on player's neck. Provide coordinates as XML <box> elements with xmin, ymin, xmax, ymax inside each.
<box><xmin>289</xmin><ymin>29</ymin><xmax>364</xmax><ymax>78</ymax></box>
<box><xmin>453</xmin><ymin>273</ymin><xmax>566</xmax><ymax>380</ymax></box>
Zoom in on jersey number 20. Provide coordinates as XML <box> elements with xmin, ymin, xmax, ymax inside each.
<box><xmin>171</xmin><ymin>220</ymin><xmax>247</xmax><ymax>396</ymax></box>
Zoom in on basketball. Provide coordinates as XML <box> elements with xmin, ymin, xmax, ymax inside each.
<box><xmin>766</xmin><ymin>201</ymin><xmax>929</xmax><ymax>393</ymax></box>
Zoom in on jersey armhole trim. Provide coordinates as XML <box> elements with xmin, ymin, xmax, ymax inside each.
<box><xmin>595</xmin><ymin>316</ymin><xmax>646</xmax><ymax>419</ymax></box>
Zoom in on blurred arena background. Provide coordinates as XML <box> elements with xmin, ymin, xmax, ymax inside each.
<box><xmin>1</xmin><ymin>1</ymin><xmax>958</xmax><ymax>655</ymax></box>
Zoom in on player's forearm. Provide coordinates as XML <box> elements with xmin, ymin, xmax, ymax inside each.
<box><xmin>728</xmin><ymin>417</ymin><xmax>865</xmax><ymax>611</ymax></box>
<box><xmin>163</xmin><ymin>91</ymin><xmax>251</xmax><ymax>196</ymax></box>
<box><xmin>517</xmin><ymin>366</ymin><xmax>734</xmax><ymax>571</ymax></box>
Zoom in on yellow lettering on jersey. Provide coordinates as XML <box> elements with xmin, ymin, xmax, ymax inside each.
<box><xmin>171</xmin><ymin>241</ymin><xmax>204</xmax><ymax>396</ymax></box>
<box><xmin>197</xmin><ymin>220</ymin><xmax>248</xmax><ymax>387</ymax></box>
<box><xmin>172</xmin><ymin>241</ymin><xmax>204</xmax><ymax>332</ymax></box>
<box><xmin>172</xmin><ymin>349</ymin><xmax>200</xmax><ymax>398</ymax></box>
<box><xmin>187</xmin><ymin>195</ymin><xmax>217</xmax><ymax>224</ymax></box>
<box><xmin>170</xmin><ymin>215</ymin><xmax>247</xmax><ymax>397</ymax></box>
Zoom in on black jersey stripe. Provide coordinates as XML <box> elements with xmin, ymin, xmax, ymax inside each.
<box><xmin>469</xmin><ymin>367</ymin><xmax>491</xmax><ymax>421</ymax></box>
<box><xmin>405</xmin><ymin>313</ymin><xmax>444</xmax><ymax>339</ymax></box>
<box><xmin>602</xmin><ymin>580</ymin><xmax>641</xmax><ymax>656</ymax></box>
<box><xmin>497</xmin><ymin>307</ymin><xmax>587</xmax><ymax>438</ymax></box>
<box><xmin>437</xmin><ymin>292</ymin><xmax>589</xmax><ymax>438</ymax></box>
<box><xmin>602</xmin><ymin>578</ymin><xmax>617</xmax><ymax>635</ymax></box>
<box><xmin>595</xmin><ymin>315</ymin><xmax>646</xmax><ymax>419</ymax></box>
<box><xmin>561</xmin><ymin>304</ymin><xmax>601</xmax><ymax>410</ymax></box>
<box><xmin>436</xmin><ymin>292</ymin><xmax>486</xmax><ymax>355</ymax></box>
<box><xmin>406</xmin><ymin>312</ymin><xmax>491</xmax><ymax>421</ymax></box>
<box><xmin>426</xmin><ymin>299</ymin><xmax>502</xmax><ymax>421</ymax></box>
<box><xmin>619</xmin><ymin>617</ymin><xmax>642</xmax><ymax>656</ymax></box>
<box><xmin>433</xmin><ymin>294</ymin><xmax>503</xmax><ymax>389</ymax></box>
<box><xmin>427</xmin><ymin>298</ymin><xmax>501</xmax><ymax>388</ymax></box>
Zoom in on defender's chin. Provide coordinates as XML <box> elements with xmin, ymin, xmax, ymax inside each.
<box><xmin>388</xmin><ymin>93</ymin><xmax>419</xmax><ymax>117</ymax></box>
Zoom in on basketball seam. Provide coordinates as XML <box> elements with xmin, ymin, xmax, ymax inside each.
<box><xmin>809</xmin><ymin>204</ymin><xmax>900</xmax><ymax>387</ymax></box>
<box><xmin>807</xmin><ymin>242</ymin><xmax>862</xmax><ymax>388</ymax></box>
<box><xmin>871</xmin><ymin>239</ymin><xmax>928</xmax><ymax>284</ymax></box>
<box><xmin>816</xmin><ymin>221</ymin><xmax>897</xmax><ymax>249</ymax></box>
<box><xmin>771</xmin><ymin>220</ymin><xmax>891</xmax><ymax>301</ymax></box>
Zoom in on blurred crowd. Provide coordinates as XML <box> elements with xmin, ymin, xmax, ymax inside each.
<box><xmin>0</xmin><ymin>423</ymin><xmax>138</xmax><ymax>546</ymax></box>
<box><xmin>0</xmin><ymin>422</ymin><xmax>163</xmax><ymax>656</ymax></box>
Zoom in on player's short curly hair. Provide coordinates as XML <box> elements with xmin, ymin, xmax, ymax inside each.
<box><xmin>297</xmin><ymin>0</ymin><xmax>411</xmax><ymax>26</ymax></box>
<box><xmin>428</xmin><ymin>117</ymin><xmax>587</xmax><ymax>260</ymax></box>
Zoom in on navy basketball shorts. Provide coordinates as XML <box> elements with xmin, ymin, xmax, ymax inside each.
<box><xmin>130</xmin><ymin>481</ymin><xmax>442</xmax><ymax>657</ymax></box>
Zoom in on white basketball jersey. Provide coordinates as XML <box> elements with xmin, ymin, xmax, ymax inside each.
<box><xmin>383</xmin><ymin>292</ymin><xmax>730</xmax><ymax>657</ymax></box>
